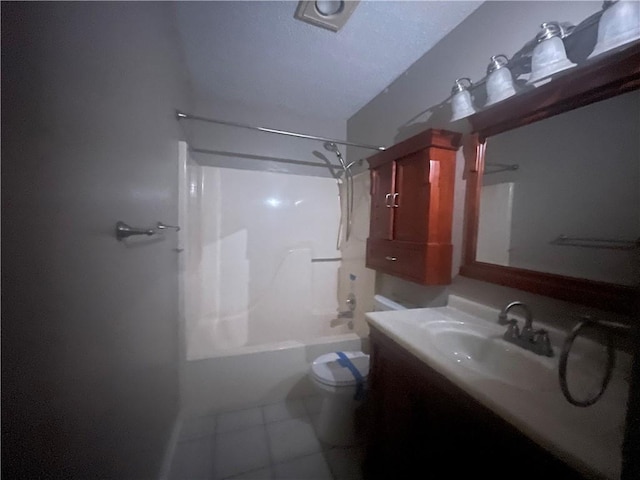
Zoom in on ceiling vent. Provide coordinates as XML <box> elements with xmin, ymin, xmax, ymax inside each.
<box><xmin>294</xmin><ymin>1</ymin><xmax>360</xmax><ymax>32</ymax></box>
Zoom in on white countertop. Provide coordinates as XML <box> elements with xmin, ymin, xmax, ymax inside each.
<box><xmin>365</xmin><ymin>295</ymin><xmax>630</xmax><ymax>479</ymax></box>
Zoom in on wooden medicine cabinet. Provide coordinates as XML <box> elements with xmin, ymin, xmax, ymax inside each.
<box><xmin>366</xmin><ymin>129</ymin><xmax>461</xmax><ymax>285</ymax></box>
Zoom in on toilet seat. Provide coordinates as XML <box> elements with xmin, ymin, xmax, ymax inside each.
<box><xmin>311</xmin><ymin>351</ymin><xmax>369</xmax><ymax>387</ymax></box>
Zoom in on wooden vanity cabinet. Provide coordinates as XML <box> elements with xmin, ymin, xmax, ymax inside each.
<box><xmin>364</xmin><ymin>326</ymin><xmax>586</xmax><ymax>480</ymax></box>
<box><xmin>366</xmin><ymin>129</ymin><xmax>461</xmax><ymax>285</ymax></box>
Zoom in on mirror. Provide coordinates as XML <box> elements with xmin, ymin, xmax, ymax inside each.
<box><xmin>476</xmin><ymin>90</ymin><xmax>639</xmax><ymax>287</ymax></box>
<box><xmin>461</xmin><ymin>44</ymin><xmax>640</xmax><ymax>315</ymax></box>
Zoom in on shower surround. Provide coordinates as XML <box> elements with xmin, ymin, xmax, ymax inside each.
<box><xmin>183</xmin><ymin>159</ymin><xmax>352</xmax><ymax>360</ymax></box>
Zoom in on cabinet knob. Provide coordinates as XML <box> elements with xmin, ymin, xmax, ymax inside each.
<box><xmin>385</xmin><ymin>193</ymin><xmax>392</xmax><ymax>208</ymax></box>
<box><xmin>385</xmin><ymin>256</ymin><xmax>398</xmax><ymax>261</ymax></box>
<box><xmin>392</xmin><ymin>193</ymin><xmax>399</xmax><ymax>207</ymax></box>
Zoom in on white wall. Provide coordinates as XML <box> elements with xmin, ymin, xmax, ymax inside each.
<box><xmin>2</xmin><ymin>3</ymin><xmax>192</xmax><ymax>477</ymax></box>
<box><xmin>347</xmin><ymin>1</ymin><xmax>607</xmax><ymax>313</ymax></box>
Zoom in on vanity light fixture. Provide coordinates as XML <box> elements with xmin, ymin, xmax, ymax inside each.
<box><xmin>527</xmin><ymin>22</ymin><xmax>576</xmax><ymax>85</ymax></box>
<box><xmin>450</xmin><ymin>78</ymin><xmax>476</xmax><ymax>122</ymax></box>
<box><xmin>589</xmin><ymin>0</ymin><xmax>640</xmax><ymax>59</ymax></box>
<box><xmin>484</xmin><ymin>55</ymin><xmax>517</xmax><ymax>107</ymax></box>
<box><xmin>294</xmin><ymin>0</ymin><xmax>360</xmax><ymax>32</ymax></box>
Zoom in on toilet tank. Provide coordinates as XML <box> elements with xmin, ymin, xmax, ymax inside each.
<box><xmin>373</xmin><ymin>294</ymin><xmax>416</xmax><ymax>311</ymax></box>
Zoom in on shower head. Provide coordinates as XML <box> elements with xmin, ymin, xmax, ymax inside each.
<box><xmin>323</xmin><ymin>141</ymin><xmax>347</xmax><ymax>172</ymax></box>
<box><xmin>323</xmin><ymin>142</ymin><xmax>339</xmax><ymax>153</ymax></box>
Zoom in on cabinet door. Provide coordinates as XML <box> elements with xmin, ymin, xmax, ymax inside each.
<box><xmin>393</xmin><ymin>151</ymin><xmax>430</xmax><ymax>242</ymax></box>
<box><xmin>369</xmin><ymin>162</ymin><xmax>394</xmax><ymax>240</ymax></box>
<box><xmin>367</xmin><ymin>330</ymin><xmax>587</xmax><ymax>480</ymax></box>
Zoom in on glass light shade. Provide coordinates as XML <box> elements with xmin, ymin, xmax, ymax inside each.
<box><xmin>588</xmin><ymin>1</ymin><xmax>640</xmax><ymax>59</ymax></box>
<box><xmin>528</xmin><ymin>36</ymin><xmax>576</xmax><ymax>85</ymax></box>
<box><xmin>451</xmin><ymin>89</ymin><xmax>476</xmax><ymax>122</ymax></box>
<box><xmin>484</xmin><ymin>56</ymin><xmax>516</xmax><ymax>107</ymax></box>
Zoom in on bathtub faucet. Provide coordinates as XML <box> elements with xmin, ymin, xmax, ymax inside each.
<box><xmin>340</xmin><ymin>292</ymin><xmax>356</xmax><ymax>319</ymax></box>
<box><xmin>332</xmin><ymin>293</ymin><xmax>356</xmax><ymax>329</ymax></box>
<box><xmin>332</xmin><ymin>309</ymin><xmax>354</xmax><ymax>330</ymax></box>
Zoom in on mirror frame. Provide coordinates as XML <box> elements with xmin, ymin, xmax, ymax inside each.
<box><xmin>461</xmin><ymin>43</ymin><xmax>640</xmax><ymax>316</ymax></box>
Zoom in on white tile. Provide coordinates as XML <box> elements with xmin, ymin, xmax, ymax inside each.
<box><xmin>274</xmin><ymin>452</ymin><xmax>333</xmax><ymax>480</ymax></box>
<box><xmin>303</xmin><ymin>396</ymin><xmax>323</xmax><ymax>415</ymax></box>
<box><xmin>263</xmin><ymin>400</ymin><xmax>307</xmax><ymax>423</ymax></box>
<box><xmin>214</xmin><ymin>425</ymin><xmax>270</xmax><ymax>480</ymax></box>
<box><xmin>266</xmin><ymin>418</ymin><xmax>322</xmax><ymax>464</ymax></box>
<box><xmin>325</xmin><ymin>447</ymin><xmax>364</xmax><ymax>480</ymax></box>
<box><xmin>217</xmin><ymin>407</ymin><xmax>264</xmax><ymax>433</ymax></box>
<box><xmin>181</xmin><ymin>414</ymin><xmax>217</xmax><ymax>440</ymax></box>
<box><xmin>169</xmin><ymin>437</ymin><xmax>214</xmax><ymax>480</ymax></box>
<box><xmin>307</xmin><ymin>414</ymin><xmax>333</xmax><ymax>451</ymax></box>
<box><xmin>224</xmin><ymin>466</ymin><xmax>273</xmax><ymax>480</ymax></box>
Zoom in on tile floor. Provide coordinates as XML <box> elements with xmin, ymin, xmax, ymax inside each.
<box><xmin>169</xmin><ymin>396</ymin><xmax>364</xmax><ymax>480</ymax></box>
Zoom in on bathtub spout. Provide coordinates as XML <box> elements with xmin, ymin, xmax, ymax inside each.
<box><xmin>331</xmin><ymin>316</ymin><xmax>354</xmax><ymax>330</ymax></box>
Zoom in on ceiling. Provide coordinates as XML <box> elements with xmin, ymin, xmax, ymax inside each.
<box><xmin>176</xmin><ymin>1</ymin><xmax>483</xmax><ymax>121</ymax></box>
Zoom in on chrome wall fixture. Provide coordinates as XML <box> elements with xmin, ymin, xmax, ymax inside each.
<box><xmin>324</xmin><ymin>141</ymin><xmax>355</xmax><ymax>248</ymax></box>
<box><xmin>446</xmin><ymin>2</ymin><xmax>640</xmax><ymax>123</ymax></box>
<box><xmin>559</xmin><ymin>316</ymin><xmax>631</xmax><ymax>407</ymax></box>
<box><xmin>527</xmin><ymin>22</ymin><xmax>576</xmax><ymax>85</ymax></box>
<box><xmin>116</xmin><ymin>221</ymin><xmax>180</xmax><ymax>241</ymax></box>
<box><xmin>484</xmin><ymin>54</ymin><xmax>517</xmax><ymax>107</ymax></box>
<box><xmin>450</xmin><ymin>78</ymin><xmax>476</xmax><ymax>121</ymax></box>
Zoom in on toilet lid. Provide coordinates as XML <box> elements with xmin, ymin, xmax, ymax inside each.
<box><xmin>311</xmin><ymin>351</ymin><xmax>370</xmax><ymax>387</ymax></box>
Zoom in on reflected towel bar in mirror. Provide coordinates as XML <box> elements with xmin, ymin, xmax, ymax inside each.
<box><xmin>550</xmin><ymin>234</ymin><xmax>640</xmax><ymax>250</ymax></box>
<box><xmin>483</xmin><ymin>162</ymin><xmax>519</xmax><ymax>175</ymax></box>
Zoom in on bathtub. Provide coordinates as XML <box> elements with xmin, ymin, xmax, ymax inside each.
<box><xmin>181</xmin><ymin>333</ymin><xmax>367</xmax><ymax>417</ymax></box>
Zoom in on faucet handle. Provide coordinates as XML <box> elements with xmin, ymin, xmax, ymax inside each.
<box><xmin>503</xmin><ymin>319</ymin><xmax>520</xmax><ymax>341</ymax></box>
<box><xmin>346</xmin><ymin>293</ymin><xmax>356</xmax><ymax>312</ymax></box>
<box><xmin>498</xmin><ymin>311</ymin><xmax>510</xmax><ymax>325</ymax></box>
<box><xmin>533</xmin><ymin>329</ymin><xmax>554</xmax><ymax>357</ymax></box>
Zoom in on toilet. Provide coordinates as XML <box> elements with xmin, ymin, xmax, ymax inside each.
<box><xmin>310</xmin><ymin>351</ymin><xmax>369</xmax><ymax>446</ymax></box>
<box><xmin>309</xmin><ymin>295</ymin><xmax>411</xmax><ymax>446</ymax></box>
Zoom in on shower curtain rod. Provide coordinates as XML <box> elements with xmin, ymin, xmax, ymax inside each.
<box><xmin>189</xmin><ymin>147</ymin><xmax>340</xmax><ymax>171</ymax></box>
<box><xmin>176</xmin><ymin>111</ymin><xmax>386</xmax><ymax>151</ymax></box>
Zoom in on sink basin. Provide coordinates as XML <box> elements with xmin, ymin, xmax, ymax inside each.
<box><xmin>425</xmin><ymin>321</ymin><xmax>556</xmax><ymax>392</ymax></box>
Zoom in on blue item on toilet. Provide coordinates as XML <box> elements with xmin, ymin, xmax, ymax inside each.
<box><xmin>335</xmin><ymin>351</ymin><xmax>365</xmax><ymax>400</ymax></box>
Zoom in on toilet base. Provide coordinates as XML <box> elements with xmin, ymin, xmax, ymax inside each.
<box><xmin>313</xmin><ymin>383</ymin><xmax>364</xmax><ymax>446</ymax></box>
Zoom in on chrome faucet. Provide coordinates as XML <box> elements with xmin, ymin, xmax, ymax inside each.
<box><xmin>498</xmin><ymin>301</ymin><xmax>553</xmax><ymax>357</ymax></box>
<box><xmin>332</xmin><ymin>293</ymin><xmax>356</xmax><ymax>328</ymax></box>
